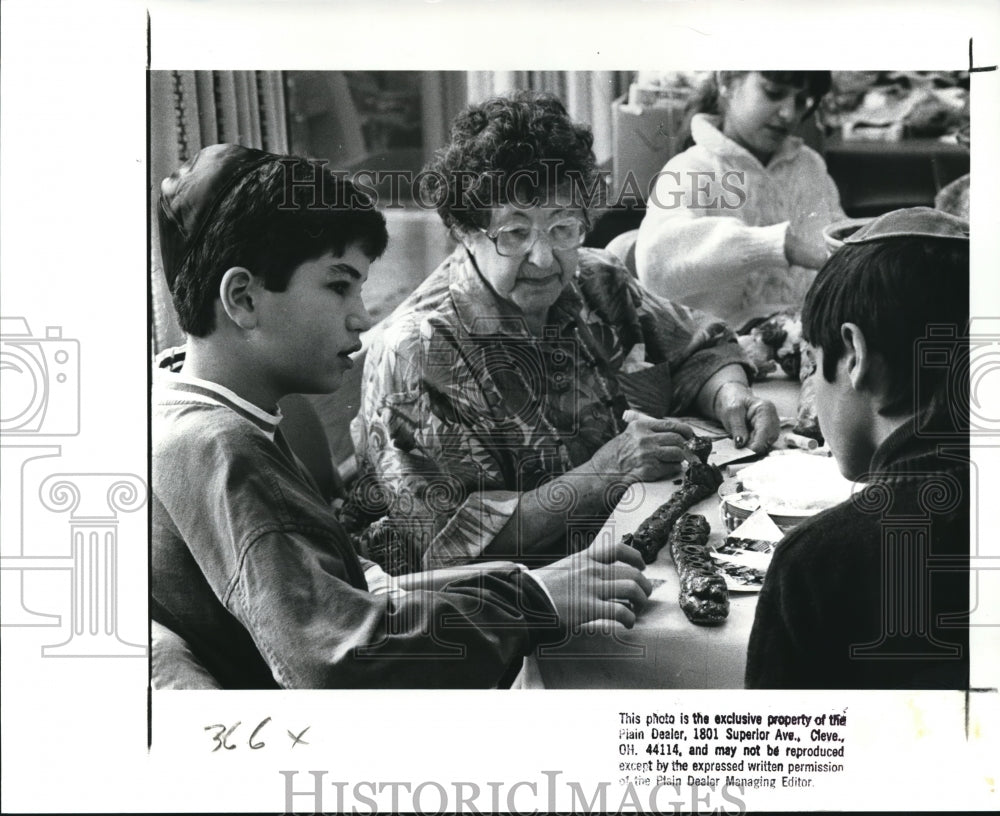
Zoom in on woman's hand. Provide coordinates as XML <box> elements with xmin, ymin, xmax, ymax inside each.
<box><xmin>586</xmin><ymin>412</ymin><xmax>696</xmax><ymax>483</ymax></box>
<box><xmin>712</xmin><ymin>381</ymin><xmax>780</xmax><ymax>452</ymax></box>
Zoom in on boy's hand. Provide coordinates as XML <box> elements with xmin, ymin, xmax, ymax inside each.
<box><xmin>534</xmin><ymin>539</ymin><xmax>653</xmax><ymax>630</ymax></box>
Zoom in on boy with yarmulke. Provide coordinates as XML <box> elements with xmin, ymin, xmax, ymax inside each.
<box><xmin>746</xmin><ymin>207</ymin><xmax>970</xmax><ymax>689</ymax></box>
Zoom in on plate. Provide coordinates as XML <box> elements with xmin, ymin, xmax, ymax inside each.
<box><xmin>710</xmin><ymin>543</ymin><xmax>771</xmax><ymax>593</ymax></box>
<box><xmin>711</xmin><ymin>557</ymin><xmax>766</xmax><ymax>593</ymax></box>
<box><xmin>717</xmin><ymin>482</ymin><xmax>809</xmax><ymax>533</ymax></box>
<box><xmin>732</xmin><ymin>450</ymin><xmax>856</xmax><ymax>516</ymax></box>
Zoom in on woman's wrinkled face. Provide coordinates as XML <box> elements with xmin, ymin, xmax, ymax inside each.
<box><xmin>464</xmin><ymin>193</ymin><xmax>586</xmax><ymax>321</ymax></box>
<box><xmin>721</xmin><ymin>72</ymin><xmax>815</xmax><ymax>164</ymax></box>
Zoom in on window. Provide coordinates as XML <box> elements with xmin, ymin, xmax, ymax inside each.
<box><xmin>284</xmin><ymin>71</ymin><xmax>468</xmax><ymax>206</ymax></box>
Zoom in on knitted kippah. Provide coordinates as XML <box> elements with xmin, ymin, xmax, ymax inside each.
<box><xmin>158</xmin><ymin>143</ymin><xmax>276</xmax><ymax>289</ymax></box>
<box><xmin>843</xmin><ymin>206</ymin><xmax>969</xmax><ymax>244</ymax></box>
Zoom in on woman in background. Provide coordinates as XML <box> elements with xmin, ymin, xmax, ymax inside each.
<box><xmin>635</xmin><ymin>71</ymin><xmax>845</xmax><ymax>327</ymax></box>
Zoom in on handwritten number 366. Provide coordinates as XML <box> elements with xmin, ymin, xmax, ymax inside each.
<box><xmin>204</xmin><ymin>718</ymin><xmax>310</xmax><ymax>751</ymax></box>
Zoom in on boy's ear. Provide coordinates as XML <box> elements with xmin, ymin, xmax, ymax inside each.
<box><xmin>219</xmin><ymin>266</ymin><xmax>260</xmax><ymax>329</ymax></box>
<box><xmin>840</xmin><ymin>322</ymin><xmax>870</xmax><ymax>391</ymax></box>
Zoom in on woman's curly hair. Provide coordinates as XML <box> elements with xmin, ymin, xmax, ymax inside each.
<box><xmin>420</xmin><ymin>91</ymin><xmax>603</xmax><ymax>233</ymax></box>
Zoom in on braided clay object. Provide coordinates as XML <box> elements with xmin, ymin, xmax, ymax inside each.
<box><xmin>685</xmin><ymin>434</ymin><xmax>714</xmax><ymax>465</ymax></box>
<box><xmin>622</xmin><ymin>458</ymin><xmax>724</xmax><ymax>565</ymax></box>
<box><xmin>669</xmin><ymin>513</ymin><xmax>729</xmax><ymax>626</ymax></box>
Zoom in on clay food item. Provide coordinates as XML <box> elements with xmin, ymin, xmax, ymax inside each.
<box><xmin>622</xmin><ymin>456</ymin><xmax>724</xmax><ymax>564</ymax></box>
<box><xmin>669</xmin><ymin>513</ymin><xmax>729</xmax><ymax>625</ymax></box>
<box><xmin>685</xmin><ymin>434</ymin><xmax>713</xmax><ymax>464</ymax></box>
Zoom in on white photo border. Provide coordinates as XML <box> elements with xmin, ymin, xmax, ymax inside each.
<box><xmin>1</xmin><ymin>0</ymin><xmax>998</xmax><ymax>812</ymax></box>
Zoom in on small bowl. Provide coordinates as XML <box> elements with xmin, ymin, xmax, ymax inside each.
<box><xmin>823</xmin><ymin>217</ymin><xmax>873</xmax><ymax>254</ymax></box>
<box><xmin>719</xmin><ymin>488</ymin><xmax>761</xmax><ymax>533</ymax></box>
<box><xmin>718</xmin><ymin>483</ymin><xmax>809</xmax><ymax>535</ymax></box>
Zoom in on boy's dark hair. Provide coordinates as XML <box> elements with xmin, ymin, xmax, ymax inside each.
<box><xmin>420</xmin><ymin>91</ymin><xmax>603</xmax><ymax>234</ymax></box>
<box><xmin>802</xmin><ymin>236</ymin><xmax>969</xmax><ymax>418</ymax></box>
<box><xmin>161</xmin><ymin>148</ymin><xmax>389</xmax><ymax>337</ymax></box>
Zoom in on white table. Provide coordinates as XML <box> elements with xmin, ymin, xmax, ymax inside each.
<box><xmin>530</xmin><ymin>379</ymin><xmax>802</xmax><ymax>689</ymax></box>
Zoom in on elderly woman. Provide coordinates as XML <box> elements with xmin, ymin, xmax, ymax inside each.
<box><xmin>347</xmin><ymin>92</ymin><xmax>779</xmax><ymax>575</ymax></box>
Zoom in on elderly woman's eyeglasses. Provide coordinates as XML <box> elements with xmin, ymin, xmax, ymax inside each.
<box><xmin>478</xmin><ymin>217</ymin><xmax>588</xmax><ymax>258</ymax></box>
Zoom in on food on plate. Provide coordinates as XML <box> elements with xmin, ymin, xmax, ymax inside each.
<box><xmin>711</xmin><ymin>508</ymin><xmax>784</xmax><ymax>591</ymax></box>
<box><xmin>669</xmin><ymin>513</ymin><xmax>729</xmax><ymax>625</ymax></box>
<box><xmin>622</xmin><ymin>458</ymin><xmax>724</xmax><ymax>564</ymax></box>
<box><xmin>722</xmin><ymin>506</ymin><xmax>784</xmax><ymax>553</ymax></box>
<box><xmin>714</xmin><ymin>560</ymin><xmax>766</xmax><ymax>589</ymax></box>
<box><xmin>736</xmin><ymin>451</ymin><xmax>854</xmax><ymax>516</ymax></box>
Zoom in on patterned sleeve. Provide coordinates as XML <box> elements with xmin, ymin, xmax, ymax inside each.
<box><xmin>635</xmin><ymin>154</ymin><xmax>792</xmax><ymax>304</ymax></box>
<box><xmin>577</xmin><ymin>248</ymin><xmax>752</xmax><ymax>415</ymax></box>
<box><xmin>347</xmin><ymin>315</ymin><xmax>520</xmax><ymax>574</ymax></box>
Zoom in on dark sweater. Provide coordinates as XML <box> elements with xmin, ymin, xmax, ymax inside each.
<box><xmin>745</xmin><ymin>417</ymin><xmax>969</xmax><ymax>689</ymax></box>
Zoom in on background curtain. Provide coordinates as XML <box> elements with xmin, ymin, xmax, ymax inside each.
<box><xmin>466</xmin><ymin>71</ymin><xmax>633</xmax><ymax>164</ymax></box>
<box><xmin>149</xmin><ymin>70</ymin><xmax>289</xmax><ymax>356</ymax></box>
<box><xmin>419</xmin><ymin>72</ymin><xmax>470</xmax><ymax>163</ymax></box>
<box><xmin>150</xmin><ymin>71</ymin><xmax>629</xmax><ymax>356</ymax></box>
